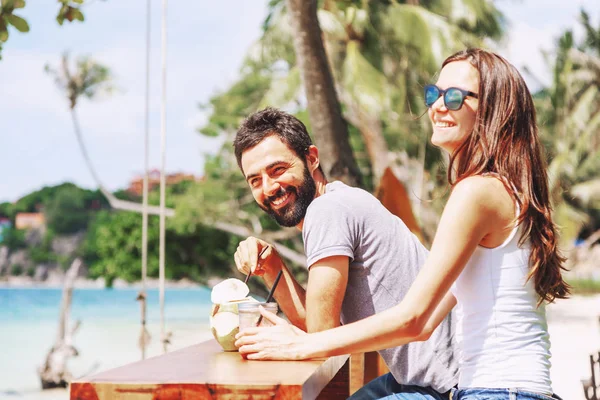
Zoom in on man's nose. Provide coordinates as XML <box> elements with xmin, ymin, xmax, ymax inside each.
<box><xmin>262</xmin><ymin>176</ymin><xmax>280</xmax><ymax>196</ymax></box>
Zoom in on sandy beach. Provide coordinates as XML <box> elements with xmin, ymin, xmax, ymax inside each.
<box><xmin>546</xmin><ymin>294</ymin><xmax>600</xmax><ymax>399</ymax></box>
<box><xmin>4</xmin><ymin>294</ymin><xmax>599</xmax><ymax>400</ymax></box>
<box><xmin>2</xmin><ymin>322</ymin><xmax>213</xmax><ymax>400</ymax></box>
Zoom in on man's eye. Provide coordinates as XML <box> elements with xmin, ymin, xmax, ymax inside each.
<box><xmin>249</xmin><ymin>179</ymin><xmax>260</xmax><ymax>188</ymax></box>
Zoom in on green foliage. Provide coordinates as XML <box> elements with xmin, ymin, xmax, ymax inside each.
<box><xmin>535</xmin><ymin>8</ymin><xmax>600</xmax><ymax>243</ymax></box>
<box><xmin>202</xmin><ymin>0</ymin><xmax>505</xmax><ymax>190</ymax></box>
<box><xmin>44</xmin><ymin>185</ymin><xmax>91</xmax><ymax>234</ymax></box>
<box><xmin>56</xmin><ymin>0</ymin><xmax>85</xmax><ymax>25</ymax></box>
<box><xmin>29</xmin><ymin>246</ymin><xmax>57</xmax><ymax>264</ymax></box>
<box><xmin>2</xmin><ymin>227</ymin><xmax>26</xmax><ymax>249</ymax></box>
<box><xmin>45</xmin><ymin>53</ymin><xmax>113</xmax><ymax>108</ymax></box>
<box><xmin>0</xmin><ymin>0</ymin><xmax>28</xmax><ymax>54</ymax></box>
<box><xmin>10</xmin><ymin>264</ymin><xmax>23</xmax><ymax>275</ymax></box>
<box><xmin>6</xmin><ymin>13</ymin><xmax>28</xmax><ymax>32</ymax></box>
<box><xmin>83</xmin><ymin>207</ymin><xmax>239</xmax><ymax>286</ymax></box>
<box><xmin>11</xmin><ymin>182</ymin><xmax>106</xmax><ymax>217</ymax></box>
<box><xmin>0</xmin><ymin>0</ymin><xmax>98</xmax><ymax>60</ymax></box>
<box><xmin>580</xmin><ymin>9</ymin><xmax>600</xmax><ymax>55</ymax></box>
<box><xmin>198</xmin><ymin>71</ymin><xmax>273</xmax><ymax>137</ymax></box>
<box><xmin>568</xmin><ymin>278</ymin><xmax>600</xmax><ymax>295</ymax></box>
<box><xmin>14</xmin><ymin>184</ymin><xmax>106</xmax><ymax>235</ymax></box>
<box><xmin>29</xmin><ymin>230</ymin><xmax>57</xmax><ymax>264</ymax></box>
<box><xmin>0</xmin><ymin>202</ymin><xmax>14</xmax><ymax>219</ymax></box>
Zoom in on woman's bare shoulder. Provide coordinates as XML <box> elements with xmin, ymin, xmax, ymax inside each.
<box><xmin>452</xmin><ymin>175</ymin><xmax>515</xmax><ymax>218</ymax></box>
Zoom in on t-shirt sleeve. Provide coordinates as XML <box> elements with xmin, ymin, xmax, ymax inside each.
<box><xmin>302</xmin><ymin>197</ymin><xmax>356</xmax><ymax>269</ymax></box>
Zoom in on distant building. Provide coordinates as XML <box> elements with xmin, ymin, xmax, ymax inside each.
<box><xmin>15</xmin><ymin>213</ymin><xmax>45</xmax><ymax>230</ymax></box>
<box><xmin>0</xmin><ymin>218</ymin><xmax>11</xmax><ymax>243</ymax></box>
<box><xmin>127</xmin><ymin>169</ymin><xmax>198</xmax><ymax>197</ymax></box>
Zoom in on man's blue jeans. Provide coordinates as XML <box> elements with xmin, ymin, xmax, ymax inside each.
<box><xmin>348</xmin><ymin>373</ymin><xmax>451</xmax><ymax>400</ymax></box>
<box><xmin>447</xmin><ymin>388</ymin><xmax>563</xmax><ymax>400</ymax></box>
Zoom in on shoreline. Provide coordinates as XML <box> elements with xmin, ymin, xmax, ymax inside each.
<box><xmin>0</xmin><ymin>276</ymin><xmax>220</xmax><ymax>290</ymax></box>
<box><xmin>3</xmin><ymin>289</ymin><xmax>598</xmax><ymax>400</ymax></box>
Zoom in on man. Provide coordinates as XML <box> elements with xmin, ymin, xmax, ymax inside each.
<box><xmin>232</xmin><ymin>107</ymin><xmax>457</xmax><ymax>399</ymax></box>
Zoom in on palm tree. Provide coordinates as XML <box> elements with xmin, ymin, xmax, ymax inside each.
<box><xmin>45</xmin><ymin>53</ymin><xmax>174</xmax><ymax>217</ymax></box>
<box><xmin>253</xmin><ymin>0</ymin><xmax>505</xmax><ymax>186</ymax></box>
<box><xmin>285</xmin><ymin>0</ymin><xmax>363</xmax><ymax>187</ymax></box>
<box><xmin>534</xmin><ymin>14</ymin><xmax>600</xmax><ymax>246</ymax></box>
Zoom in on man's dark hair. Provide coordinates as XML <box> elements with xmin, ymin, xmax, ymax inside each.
<box><xmin>234</xmin><ymin>108</ymin><xmax>323</xmax><ymax>175</ymax></box>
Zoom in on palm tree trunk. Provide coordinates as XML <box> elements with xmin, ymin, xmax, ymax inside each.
<box><xmin>69</xmin><ymin>108</ymin><xmax>104</xmax><ymax>187</ymax></box>
<box><xmin>286</xmin><ymin>0</ymin><xmax>362</xmax><ymax>187</ymax></box>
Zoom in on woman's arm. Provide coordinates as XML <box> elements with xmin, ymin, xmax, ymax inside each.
<box><xmin>236</xmin><ymin>176</ymin><xmax>504</xmax><ymax>360</ymax></box>
<box><xmin>416</xmin><ymin>291</ymin><xmax>457</xmax><ymax>341</ymax></box>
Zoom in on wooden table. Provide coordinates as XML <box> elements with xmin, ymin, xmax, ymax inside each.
<box><xmin>70</xmin><ymin>339</ymin><xmax>350</xmax><ymax>400</ymax></box>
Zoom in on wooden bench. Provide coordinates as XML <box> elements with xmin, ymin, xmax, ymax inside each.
<box><xmin>70</xmin><ymin>339</ymin><xmax>353</xmax><ymax>399</ymax></box>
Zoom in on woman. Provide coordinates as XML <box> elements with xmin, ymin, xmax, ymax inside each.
<box><xmin>235</xmin><ymin>48</ymin><xmax>569</xmax><ymax>399</ymax></box>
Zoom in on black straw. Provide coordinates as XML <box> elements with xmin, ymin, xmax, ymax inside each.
<box><xmin>256</xmin><ymin>269</ymin><xmax>283</xmax><ymax>326</ymax></box>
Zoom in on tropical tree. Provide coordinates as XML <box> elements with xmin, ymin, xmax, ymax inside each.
<box><xmin>45</xmin><ymin>53</ymin><xmax>173</xmax><ymax>217</ymax></box>
<box><xmin>534</xmin><ymin>10</ymin><xmax>600</xmax><ymax>246</ymax></box>
<box><xmin>45</xmin><ymin>53</ymin><xmax>114</xmax><ymax>193</ymax></box>
<box><xmin>194</xmin><ymin>0</ymin><xmax>506</xmax><ymax>247</ymax></box>
<box><xmin>44</xmin><ymin>185</ymin><xmax>92</xmax><ymax>234</ymax></box>
<box><xmin>285</xmin><ymin>0</ymin><xmax>363</xmax><ymax>187</ymax></box>
<box><xmin>252</xmin><ymin>0</ymin><xmax>505</xmax><ymax>186</ymax></box>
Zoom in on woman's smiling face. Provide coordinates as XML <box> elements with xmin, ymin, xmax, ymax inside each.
<box><xmin>428</xmin><ymin>60</ymin><xmax>480</xmax><ymax>154</ymax></box>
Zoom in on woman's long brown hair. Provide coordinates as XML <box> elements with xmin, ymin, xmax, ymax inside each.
<box><xmin>443</xmin><ymin>48</ymin><xmax>570</xmax><ymax>304</ymax></box>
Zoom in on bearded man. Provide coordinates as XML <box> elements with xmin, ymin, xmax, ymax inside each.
<box><xmin>232</xmin><ymin>108</ymin><xmax>458</xmax><ymax>400</ymax></box>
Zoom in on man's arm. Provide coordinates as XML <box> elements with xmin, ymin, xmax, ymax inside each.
<box><xmin>261</xmin><ymin>255</ymin><xmax>309</xmax><ymax>331</ymax></box>
<box><xmin>304</xmin><ymin>255</ymin><xmax>349</xmax><ymax>332</ymax></box>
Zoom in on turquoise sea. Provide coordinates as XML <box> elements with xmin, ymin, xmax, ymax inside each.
<box><xmin>0</xmin><ymin>287</ymin><xmax>215</xmax><ymax>396</ymax></box>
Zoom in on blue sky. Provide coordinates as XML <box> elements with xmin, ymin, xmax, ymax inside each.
<box><xmin>1</xmin><ymin>0</ymin><xmax>599</xmax><ymax>203</ymax></box>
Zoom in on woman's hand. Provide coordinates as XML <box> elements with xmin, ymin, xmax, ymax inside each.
<box><xmin>234</xmin><ymin>306</ymin><xmax>311</xmax><ymax>360</ymax></box>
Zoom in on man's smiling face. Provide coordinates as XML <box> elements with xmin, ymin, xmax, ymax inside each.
<box><xmin>241</xmin><ymin>135</ymin><xmax>317</xmax><ymax>228</ymax></box>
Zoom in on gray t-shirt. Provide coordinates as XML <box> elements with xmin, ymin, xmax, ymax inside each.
<box><xmin>302</xmin><ymin>181</ymin><xmax>458</xmax><ymax>392</ymax></box>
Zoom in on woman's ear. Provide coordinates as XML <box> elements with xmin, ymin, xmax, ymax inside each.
<box><xmin>305</xmin><ymin>145</ymin><xmax>320</xmax><ymax>174</ymax></box>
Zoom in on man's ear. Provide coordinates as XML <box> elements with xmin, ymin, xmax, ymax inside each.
<box><xmin>305</xmin><ymin>145</ymin><xmax>320</xmax><ymax>174</ymax></box>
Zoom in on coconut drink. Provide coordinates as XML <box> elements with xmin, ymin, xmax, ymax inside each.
<box><xmin>209</xmin><ymin>278</ymin><xmax>259</xmax><ymax>351</ymax></box>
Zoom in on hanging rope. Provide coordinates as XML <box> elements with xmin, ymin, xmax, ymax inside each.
<box><xmin>159</xmin><ymin>0</ymin><xmax>170</xmax><ymax>354</ymax></box>
<box><xmin>137</xmin><ymin>0</ymin><xmax>152</xmax><ymax>361</ymax></box>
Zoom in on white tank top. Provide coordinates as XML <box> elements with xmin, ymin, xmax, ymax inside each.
<box><xmin>450</xmin><ymin>203</ymin><xmax>552</xmax><ymax>394</ymax></box>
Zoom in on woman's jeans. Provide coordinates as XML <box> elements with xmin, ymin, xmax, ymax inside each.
<box><xmin>448</xmin><ymin>388</ymin><xmax>564</xmax><ymax>400</ymax></box>
<box><xmin>348</xmin><ymin>373</ymin><xmax>451</xmax><ymax>400</ymax></box>
<box><xmin>349</xmin><ymin>377</ymin><xmax>565</xmax><ymax>400</ymax></box>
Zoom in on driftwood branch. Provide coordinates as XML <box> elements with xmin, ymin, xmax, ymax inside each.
<box><xmin>39</xmin><ymin>258</ymin><xmax>82</xmax><ymax>389</ymax></box>
<box><xmin>263</xmin><ymin>227</ymin><xmax>302</xmax><ymax>242</ymax></box>
<box><xmin>212</xmin><ymin>221</ymin><xmax>306</xmax><ymax>266</ymax></box>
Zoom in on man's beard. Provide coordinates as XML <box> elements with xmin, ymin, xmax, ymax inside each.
<box><xmin>260</xmin><ymin>166</ymin><xmax>316</xmax><ymax>227</ymax></box>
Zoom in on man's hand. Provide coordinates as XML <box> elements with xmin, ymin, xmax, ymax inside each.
<box><xmin>234</xmin><ymin>237</ymin><xmax>280</xmax><ymax>276</ymax></box>
<box><xmin>235</xmin><ymin>306</ymin><xmax>310</xmax><ymax>360</ymax></box>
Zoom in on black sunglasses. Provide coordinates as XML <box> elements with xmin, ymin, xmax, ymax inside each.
<box><xmin>424</xmin><ymin>84</ymin><xmax>478</xmax><ymax>111</ymax></box>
